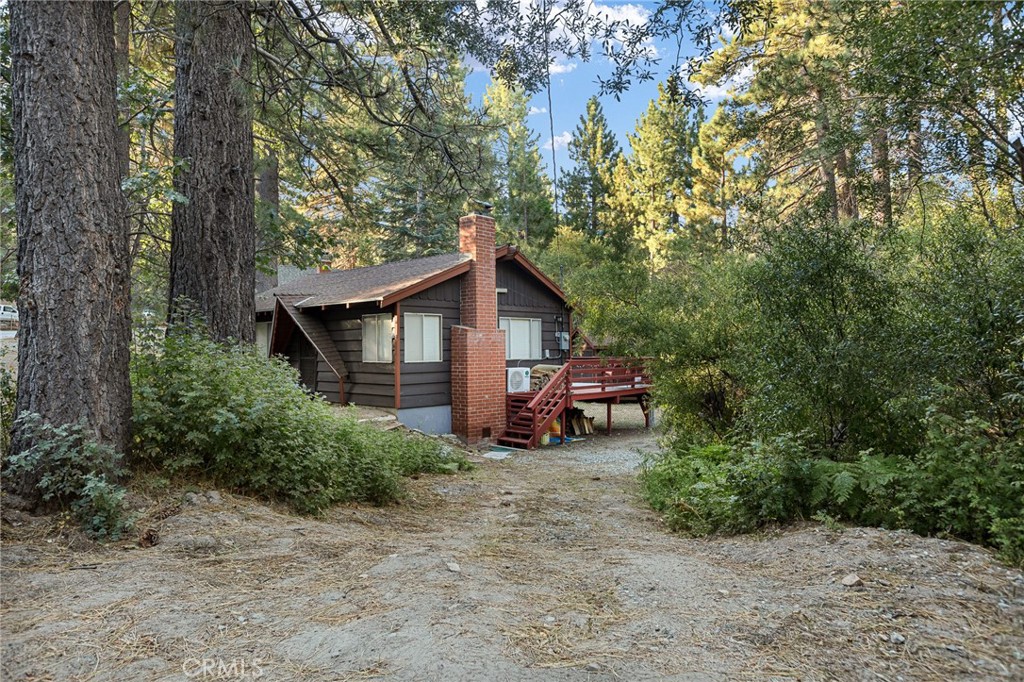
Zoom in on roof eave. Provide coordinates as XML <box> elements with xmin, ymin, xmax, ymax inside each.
<box><xmin>379</xmin><ymin>260</ymin><xmax>472</xmax><ymax>307</ymax></box>
<box><xmin>495</xmin><ymin>246</ymin><xmax>569</xmax><ymax>306</ymax></box>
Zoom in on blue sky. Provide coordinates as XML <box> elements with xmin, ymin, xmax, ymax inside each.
<box><xmin>462</xmin><ymin>1</ymin><xmax>733</xmax><ymax>179</ymax></box>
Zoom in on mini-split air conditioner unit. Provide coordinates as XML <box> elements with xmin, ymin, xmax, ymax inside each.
<box><xmin>507</xmin><ymin>367</ymin><xmax>531</xmax><ymax>393</ymax></box>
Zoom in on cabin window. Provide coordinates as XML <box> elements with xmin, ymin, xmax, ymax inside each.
<box><xmin>255</xmin><ymin>321</ymin><xmax>272</xmax><ymax>357</ymax></box>
<box><xmin>362</xmin><ymin>314</ymin><xmax>393</xmax><ymax>363</ymax></box>
<box><xmin>499</xmin><ymin>317</ymin><xmax>542</xmax><ymax>360</ymax></box>
<box><xmin>404</xmin><ymin>313</ymin><xmax>442</xmax><ymax>363</ymax></box>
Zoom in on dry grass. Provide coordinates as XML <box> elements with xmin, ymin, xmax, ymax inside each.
<box><xmin>3</xmin><ymin>434</ymin><xmax>1022</xmax><ymax>681</ymax></box>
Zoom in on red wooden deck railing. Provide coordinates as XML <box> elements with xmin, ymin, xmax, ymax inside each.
<box><xmin>500</xmin><ymin>362</ymin><xmax>571</xmax><ymax>449</ymax></box>
<box><xmin>499</xmin><ymin>357</ymin><xmax>651</xmax><ymax>449</ymax></box>
<box><xmin>565</xmin><ymin>357</ymin><xmax>651</xmax><ymax>403</ymax></box>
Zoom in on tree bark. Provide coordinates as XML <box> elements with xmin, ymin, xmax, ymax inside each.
<box><xmin>9</xmin><ymin>0</ymin><xmax>132</xmax><ymax>499</ymax></box>
<box><xmin>254</xmin><ymin>149</ymin><xmax>279</xmax><ymax>293</ymax></box>
<box><xmin>812</xmin><ymin>101</ymin><xmax>839</xmax><ymax>222</ymax></box>
<box><xmin>113</xmin><ymin>0</ymin><xmax>131</xmax><ymax>180</ymax></box>
<box><xmin>720</xmin><ymin>161</ymin><xmax>728</xmax><ymax>247</ymax></box>
<box><xmin>836</xmin><ymin>148</ymin><xmax>859</xmax><ymax>221</ymax></box>
<box><xmin>169</xmin><ymin>0</ymin><xmax>255</xmax><ymax>342</ymax></box>
<box><xmin>871</xmin><ymin>127</ymin><xmax>893</xmax><ymax>231</ymax></box>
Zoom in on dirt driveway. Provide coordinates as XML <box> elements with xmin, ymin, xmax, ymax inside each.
<box><xmin>2</xmin><ymin>409</ymin><xmax>1023</xmax><ymax>681</ymax></box>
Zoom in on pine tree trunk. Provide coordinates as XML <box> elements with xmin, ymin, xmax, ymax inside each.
<box><xmin>255</xmin><ymin>149</ymin><xmax>279</xmax><ymax>293</ymax></box>
<box><xmin>113</xmin><ymin>0</ymin><xmax>131</xmax><ymax>180</ymax></box>
<box><xmin>720</xmin><ymin>161</ymin><xmax>728</xmax><ymax>246</ymax></box>
<box><xmin>836</xmin><ymin>148</ymin><xmax>859</xmax><ymax>221</ymax></box>
<box><xmin>811</xmin><ymin>87</ymin><xmax>840</xmax><ymax>222</ymax></box>
<box><xmin>991</xmin><ymin>4</ymin><xmax>1015</xmax><ymax>201</ymax></box>
<box><xmin>872</xmin><ymin>128</ymin><xmax>893</xmax><ymax>231</ymax></box>
<box><xmin>9</xmin><ymin>0</ymin><xmax>132</xmax><ymax>500</ymax></box>
<box><xmin>169</xmin><ymin>0</ymin><xmax>255</xmax><ymax>343</ymax></box>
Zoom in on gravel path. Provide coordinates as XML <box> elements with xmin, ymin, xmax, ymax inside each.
<box><xmin>3</xmin><ymin>414</ymin><xmax>1023</xmax><ymax>681</ymax></box>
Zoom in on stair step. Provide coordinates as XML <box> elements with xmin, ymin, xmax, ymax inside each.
<box><xmin>498</xmin><ymin>437</ymin><xmax>532</xmax><ymax>446</ymax></box>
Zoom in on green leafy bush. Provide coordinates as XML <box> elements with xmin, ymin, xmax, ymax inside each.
<box><xmin>131</xmin><ymin>326</ymin><xmax>468</xmax><ymax>514</ymax></box>
<box><xmin>895</xmin><ymin>405</ymin><xmax>1024</xmax><ymax>564</ymax></box>
<box><xmin>641</xmin><ymin>435</ymin><xmax>811</xmax><ymax>535</ymax></box>
<box><xmin>619</xmin><ymin>209</ymin><xmax>1024</xmax><ymax>564</ymax></box>
<box><xmin>737</xmin><ymin>217</ymin><xmax>909</xmax><ymax>455</ymax></box>
<box><xmin>4</xmin><ymin>413</ymin><xmax>134</xmax><ymax>540</ymax></box>
<box><xmin>641</xmin><ymin>420</ymin><xmax>1023</xmax><ymax>565</ymax></box>
<box><xmin>0</xmin><ymin>357</ymin><xmax>14</xmax><ymax>457</ymax></box>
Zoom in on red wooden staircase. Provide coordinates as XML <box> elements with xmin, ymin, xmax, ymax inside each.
<box><xmin>497</xmin><ymin>363</ymin><xmax>571</xmax><ymax>449</ymax></box>
<box><xmin>497</xmin><ymin>357</ymin><xmax>652</xmax><ymax>449</ymax></box>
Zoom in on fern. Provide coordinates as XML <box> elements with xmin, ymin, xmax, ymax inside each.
<box><xmin>830</xmin><ymin>469</ymin><xmax>857</xmax><ymax>505</ymax></box>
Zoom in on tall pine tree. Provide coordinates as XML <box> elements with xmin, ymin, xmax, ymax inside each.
<box><xmin>623</xmin><ymin>76</ymin><xmax>703</xmax><ymax>262</ymax></box>
<box><xmin>169</xmin><ymin>0</ymin><xmax>255</xmax><ymax>342</ymax></box>
<box><xmin>9</xmin><ymin>0</ymin><xmax>132</xmax><ymax>499</ymax></box>
<box><xmin>559</xmin><ymin>96</ymin><xmax>620</xmax><ymax>241</ymax></box>
<box><xmin>484</xmin><ymin>78</ymin><xmax>556</xmax><ymax>247</ymax></box>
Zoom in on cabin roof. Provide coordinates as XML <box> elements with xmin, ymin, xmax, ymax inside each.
<box><xmin>256</xmin><ymin>246</ymin><xmax>568</xmax><ymax>313</ymax></box>
<box><xmin>255</xmin><ymin>253</ymin><xmax>471</xmax><ymax>313</ymax></box>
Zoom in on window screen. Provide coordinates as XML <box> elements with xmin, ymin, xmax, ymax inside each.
<box><xmin>362</xmin><ymin>314</ymin><xmax>393</xmax><ymax>363</ymax></box>
<box><xmin>404</xmin><ymin>313</ymin><xmax>442</xmax><ymax>363</ymax></box>
<box><xmin>499</xmin><ymin>317</ymin><xmax>542</xmax><ymax>360</ymax></box>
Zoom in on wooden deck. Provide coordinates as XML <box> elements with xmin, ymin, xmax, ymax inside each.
<box><xmin>498</xmin><ymin>357</ymin><xmax>651</xmax><ymax>449</ymax></box>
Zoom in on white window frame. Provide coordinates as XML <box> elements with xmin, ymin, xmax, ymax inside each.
<box><xmin>499</xmin><ymin>317</ymin><xmax>543</xmax><ymax>360</ymax></box>
<box><xmin>404</xmin><ymin>312</ymin><xmax>442</xmax><ymax>363</ymax></box>
<box><xmin>362</xmin><ymin>313</ymin><xmax>393</xmax><ymax>363</ymax></box>
<box><xmin>255</xmin><ymin>321</ymin><xmax>272</xmax><ymax>357</ymax></box>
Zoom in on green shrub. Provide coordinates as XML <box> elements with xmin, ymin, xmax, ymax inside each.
<box><xmin>131</xmin><ymin>326</ymin><xmax>468</xmax><ymax>514</ymax></box>
<box><xmin>895</xmin><ymin>405</ymin><xmax>1024</xmax><ymax>565</ymax></box>
<box><xmin>737</xmin><ymin>217</ymin><xmax>909</xmax><ymax>455</ymax></box>
<box><xmin>642</xmin><ymin>418</ymin><xmax>1023</xmax><ymax>565</ymax></box>
<box><xmin>641</xmin><ymin>434</ymin><xmax>811</xmax><ymax>535</ymax></box>
<box><xmin>1</xmin><ymin>351</ymin><xmax>15</xmax><ymax>457</ymax></box>
<box><xmin>4</xmin><ymin>413</ymin><xmax>134</xmax><ymax>540</ymax></box>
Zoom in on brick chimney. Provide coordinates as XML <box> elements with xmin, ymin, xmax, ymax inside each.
<box><xmin>451</xmin><ymin>213</ymin><xmax>506</xmax><ymax>444</ymax></box>
<box><xmin>458</xmin><ymin>213</ymin><xmax>498</xmax><ymax>329</ymax></box>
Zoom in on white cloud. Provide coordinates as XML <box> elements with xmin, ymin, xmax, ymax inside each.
<box><xmin>528</xmin><ymin>106</ymin><xmax>548</xmax><ymax>116</ymax></box>
<box><xmin>461</xmin><ymin>55</ymin><xmax>486</xmax><ymax>74</ymax></box>
<box><xmin>588</xmin><ymin>2</ymin><xmax>658</xmax><ymax>58</ymax></box>
<box><xmin>687</xmin><ymin>63</ymin><xmax>753</xmax><ymax>101</ymax></box>
<box><xmin>549</xmin><ymin>60</ymin><xmax>578</xmax><ymax>75</ymax></box>
<box><xmin>543</xmin><ymin>131</ymin><xmax>573</xmax><ymax>151</ymax></box>
<box><xmin>589</xmin><ymin>2</ymin><xmax>650</xmax><ymax>29</ymax></box>
<box><xmin>539</xmin><ymin>1</ymin><xmax>658</xmax><ymax>63</ymax></box>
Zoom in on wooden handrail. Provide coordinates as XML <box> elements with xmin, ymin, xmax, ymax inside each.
<box><xmin>526</xmin><ymin>362</ymin><xmax>570</xmax><ymax>411</ymax></box>
<box><xmin>503</xmin><ymin>356</ymin><xmax>651</xmax><ymax>448</ymax></box>
<box><xmin>567</xmin><ymin>357</ymin><xmax>651</xmax><ymax>392</ymax></box>
<box><xmin>523</xmin><ymin>363</ymin><xmax>571</xmax><ymax>445</ymax></box>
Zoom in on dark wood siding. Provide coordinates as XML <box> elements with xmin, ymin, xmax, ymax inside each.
<box><xmin>320</xmin><ymin>303</ymin><xmax>395</xmax><ymax>407</ymax></box>
<box><xmin>285</xmin><ymin>333</ymin><xmax>319</xmax><ymax>393</ymax></box>
<box><xmin>268</xmin><ymin>259</ymin><xmax>569</xmax><ymax>409</ymax></box>
<box><xmin>496</xmin><ymin>260</ymin><xmax>569</xmax><ymax>369</ymax></box>
<box><xmin>400</xmin><ymin>277</ymin><xmax>460</xmax><ymax>409</ymax></box>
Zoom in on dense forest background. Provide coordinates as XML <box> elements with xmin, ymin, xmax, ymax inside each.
<box><xmin>0</xmin><ymin>1</ymin><xmax>1022</xmax><ymax>561</ymax></box>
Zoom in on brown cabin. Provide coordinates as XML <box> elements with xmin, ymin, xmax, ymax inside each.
<box><xmin>255</xmin><ymin>214</ymin><xmax>573</xmax><ymax>442</ymax></box>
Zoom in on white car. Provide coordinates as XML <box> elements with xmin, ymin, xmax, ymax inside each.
<box><xmin>0</xmin><ymin>305</ymin><xmax>17</xmax><ymax>322</ymax></box>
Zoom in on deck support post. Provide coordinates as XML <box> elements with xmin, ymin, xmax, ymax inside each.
<box><xmin>606</xmin><ymin>402</ymin><xmax>613</xmax><ymax>436</ymax></box>
<box><xmin>560</xmin><ymin>406</ymin><xmax>566</xmax><ymax>444</ymax></box>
